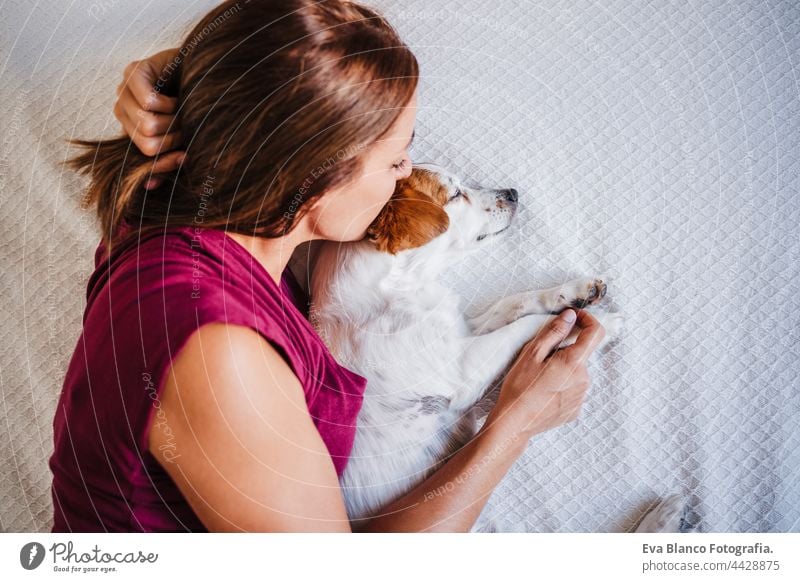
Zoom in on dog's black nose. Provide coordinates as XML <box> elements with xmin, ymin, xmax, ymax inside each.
<box><xmin>501</xmin><ymin>188</ymin><xmax>518</xmax><ymax>202</ymax></box>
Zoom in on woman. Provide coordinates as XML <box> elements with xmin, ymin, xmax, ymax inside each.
<box><xmin>50</xmin><ymin>0</ymin><xmax>605</xmax><ymax>532</ymax></box>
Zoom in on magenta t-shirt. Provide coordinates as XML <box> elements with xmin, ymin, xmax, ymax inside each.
<box><xmin>49</xmin><ymin>222</ymin><xmax>367</xmax><ymax>532</ymax></box>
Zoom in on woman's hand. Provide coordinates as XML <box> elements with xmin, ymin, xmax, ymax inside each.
<box><xmin>485</xmin><ymin>308</ymin><xmax>606</xmax><ymax>440</ymax></box>
<box><xmin>114</xmin><ymin>48</ymin><xmax>185</xmax><ymax>189</ymax></box>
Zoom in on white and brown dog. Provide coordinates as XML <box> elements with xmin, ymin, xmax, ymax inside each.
<box><xmin>310</xmin><ymin>163</ymin><xmax>687</xmax><ymax>533</ymax></box>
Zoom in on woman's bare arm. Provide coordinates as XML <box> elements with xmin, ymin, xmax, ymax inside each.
<box><xmin>150</xmin><ymin>309</ymin><xmax>601</xmax><ymax>532</ymax></box>
<box><xmin>150</xmin><ymin>323</ymin><xmax>522</xmax><ymax>533</ymax></box>
<box><xmin>355</xmin><ymin>416</ymin><xmax>526</xmax><ymax>532</ymax></box>
<box><xmin>149</xmin><ymin>323</ymin><xmax>352</xmax><ymax>532</ymax></box>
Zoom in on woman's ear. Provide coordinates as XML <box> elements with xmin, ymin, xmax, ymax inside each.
<box><xmin>366</xmin><ymin>183</ymin><xmax>450</xmax><ymax>254</ymax></box>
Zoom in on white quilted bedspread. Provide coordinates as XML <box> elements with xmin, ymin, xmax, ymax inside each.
<box><xmin>1</xmin><ymin>0</ymin><xmax>798</xmax><ymax>532</ymax></box>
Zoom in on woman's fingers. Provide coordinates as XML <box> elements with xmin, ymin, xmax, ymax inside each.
<box><xmin>114</xmin><ymin>50</ymin><xmax>183</xmax><ymax>157</ymax></box>
<box><xmin>112</xmin><ymin>88</ymin><xmax>185</xmax><ymax>187</ymax></box>
<box><xmin>143</xmin><ymin>178</ymin><xmax>162</xmax><ymax>190</ymax></box>
<box><xmin>116</xmin><ymin>88</ymin><xmax>178</xmax><ymax>137</ymax></box>
<box><xmin>121</xmin><ymin>65</ymin><xmax>177</xmax><ymax>114</ymax></box>
<box><xmin>529</xmin><ymin>309</ymin><xmax>577</xmax><ymax>361</ymax></box>
<box><xmin>128</xmin><ymin>127</ymin><xmax>184</xmax><ymax>157</ymax></box>
<box><xmin>151</xmin><ymin>150</ymin><xmax>186</xmax><ymax>174</ymax></box>
<box><xmin>146</xmin><ymin>131</ymin><xmax>184</xmax><ymax>157</ymax></box>
<box><xmin>115</xmin><ymin>80</ymin><xmax>182</xmax><ymax>155</ymax></box>
<box><xmin>122</xmin><ymin>50</ymin><xmax>179</xmax><ymax>113</ymax></box>
<box><xmin>118</xmin><ymin>107</ymin><xmax>183</xmax><ymax>157</ymax></box>
<box><xmin>142</xmin><ymin>151</ymin><xmax>187</xmax><ymax>190</ymax></box>
<box><xmin>558</xmin><ymin>309</ymin><xmax>606</xmax><ymax>364</ymax></box>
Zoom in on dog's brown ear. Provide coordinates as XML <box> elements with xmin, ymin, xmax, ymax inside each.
<box><xmin>366</xmin><ymin>183</ymin><xmax>450</xmax><ymax>254</ymax></box>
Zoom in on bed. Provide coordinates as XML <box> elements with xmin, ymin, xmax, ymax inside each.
<box><xmin>1</xmin><ymin>0</ymin><xmax>798</xmax><ymax>532</ymax></box>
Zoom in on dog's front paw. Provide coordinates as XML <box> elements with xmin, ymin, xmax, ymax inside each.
<box><xmin>562</xmin><ymin>277</ymin><xmax>607</xmax><ymax>309</ymax></box>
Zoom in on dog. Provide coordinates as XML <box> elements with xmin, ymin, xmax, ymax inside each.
<box><xmin>309</xmin><ymin>163</ymin><xmax>685</xmax><ymax>532</ymax></box>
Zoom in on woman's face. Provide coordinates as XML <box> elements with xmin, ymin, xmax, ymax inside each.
<box><xmin>305</xmin><ymin>91</ymin><xmax>418</xmax><ymax>242</ymax></box>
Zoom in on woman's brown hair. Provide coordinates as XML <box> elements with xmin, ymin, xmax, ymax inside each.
<box><xmin>68</xmin><ymin>0</ymin><xmax>419</xmax><ymax>252</ymax></box>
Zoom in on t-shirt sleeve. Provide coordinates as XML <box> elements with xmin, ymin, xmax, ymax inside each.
<box><xmin>126</xmin><ymin>255</ymin><xmax>305</xmax><ymax>462</ymax></box>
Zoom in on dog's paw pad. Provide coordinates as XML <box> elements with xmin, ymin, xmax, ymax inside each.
<box><xmin>571</xmin><ymin>278</ymin><xmax>607</xmax><ymax>308</ymax></box>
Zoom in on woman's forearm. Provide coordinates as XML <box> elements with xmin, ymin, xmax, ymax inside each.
<box><xmin>356</xmin><ymin>417</ymin><xmax>528</xmax><ymax>532</ymax></box>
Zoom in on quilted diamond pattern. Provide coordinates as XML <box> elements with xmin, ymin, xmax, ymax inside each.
<box><xmin>1</xmin><ymin>0</ymin><xmax>797</xmax><ymax>532</ymax></box>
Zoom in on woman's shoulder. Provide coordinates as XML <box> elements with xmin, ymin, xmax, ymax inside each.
<box><xmin>88</xmin><ymin>220</ymin><xmax>358</xmax><ymax>389</ymax></box>
<box><xmin>85</xmin><ymin>224</ymin><xmax>281</xmax><ymax>357</ymax></box>
<box><xmin>96</xmin><ymin>222</ymin><xmax>312</xmax><ymax>368</ymax></box>
<box><xmin>107</xmin><ymin>223</ymin><xmax>227</xmax><ymax>271</ymax></box>
<box><xmin>92</xmin><ymin>223</ymin><xmax>255</xmax><ymax>302</ymax></box>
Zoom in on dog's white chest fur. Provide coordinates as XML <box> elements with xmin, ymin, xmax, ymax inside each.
<box><xmin>311</xmin><ymin>243</ymin><xmax>479</xmax><ymax>522</ymax></box>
